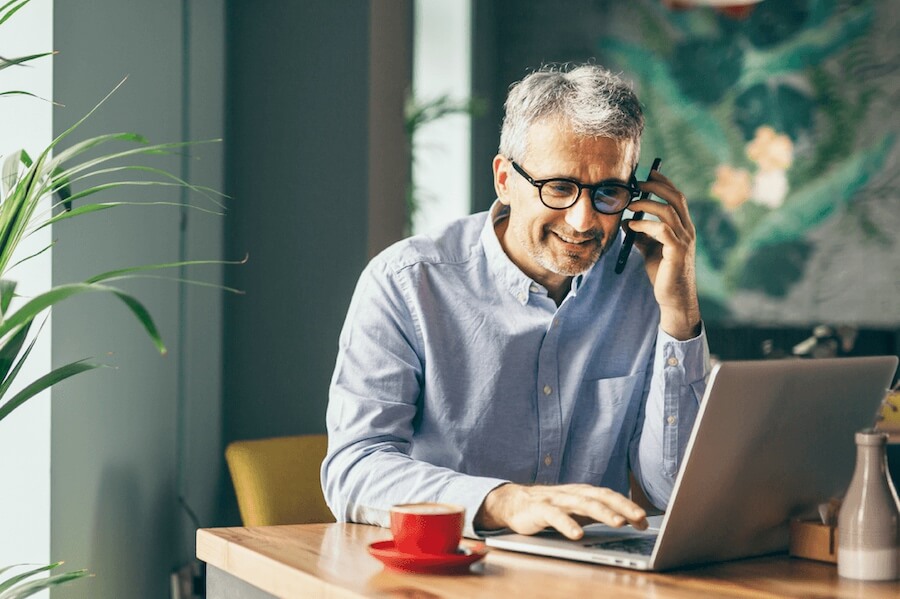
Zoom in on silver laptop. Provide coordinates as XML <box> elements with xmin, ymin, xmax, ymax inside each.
<box><xmin>485</xmin><ymin>356</ymin><xmax>899</xmax><ymax>571</ymax></box>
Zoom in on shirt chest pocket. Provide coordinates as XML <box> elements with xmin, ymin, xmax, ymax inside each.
<box><xmin>564</xmin><ymin>372</ymin><xmax>643</xmax><ymax>477</ymax></box>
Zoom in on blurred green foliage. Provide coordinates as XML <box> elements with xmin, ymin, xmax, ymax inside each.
<box><xmin>601</xmin><ymin>0</ymin><xmax>896</xmax><ymax>318</ymax></box>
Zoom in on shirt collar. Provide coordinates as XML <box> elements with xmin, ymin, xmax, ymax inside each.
<box><xmin>480</xmin><ymin>200</ymin><xmax>539</xmax><ymax>305</ymax></box>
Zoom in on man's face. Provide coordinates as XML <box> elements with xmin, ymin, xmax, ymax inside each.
<box><xmin>493</xmin><ymin>118</ymin><xmax>637</xmax><ymax>292</ymax></box>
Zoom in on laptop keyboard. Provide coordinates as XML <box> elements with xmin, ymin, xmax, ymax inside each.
<box><xmin>584</xmin><ymin>536</ymin><xmax>657</xmax><ymax>556</ymax></box>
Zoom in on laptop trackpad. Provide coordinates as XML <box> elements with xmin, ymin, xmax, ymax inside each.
<box><xmin>534</xmin><ymin>517</ymin><xmax>661</xmax><ymax>544</ymax></box>
<box><xmin>577</xmin><ymin>514</ymin><xmax>664</xmax><ymax>536</ymax></box>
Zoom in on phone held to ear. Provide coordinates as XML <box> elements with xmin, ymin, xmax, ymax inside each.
<box><xmin>614</xmin><ymin>157</ymin><xmax>662</xmax><ymax>275</ymax></box>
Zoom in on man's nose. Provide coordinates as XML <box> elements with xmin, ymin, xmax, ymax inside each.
<box><xmin>564</xmin><ymin>190</ymin><xmax>596</xmax><ymax>232</ymax></box>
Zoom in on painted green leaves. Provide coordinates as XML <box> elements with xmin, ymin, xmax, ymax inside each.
<box><xmin>602</xmin><ymin>0</ymin><xmax>894</xmax><ymax>315</ymax></box>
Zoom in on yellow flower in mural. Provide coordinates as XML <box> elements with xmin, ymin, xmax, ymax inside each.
<box><xmin>746</xmin><ymin>126</ymin><xmax>794</xmax><ymax>208</ymax></box>
<box><xmin>746</xmin><ymin>126</ymin><xmax>794</xmax><ymax>171</ymax></box>
<box><xmin>710</xmin><ymin>165</ymin><xmax>752</xmax><ymax>210</ymax></box>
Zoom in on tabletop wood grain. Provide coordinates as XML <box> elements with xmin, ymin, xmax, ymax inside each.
<box><xmin>197</xmin><ymin>523</ymin><xmax>900</xmax><ymax>599</ymax></box>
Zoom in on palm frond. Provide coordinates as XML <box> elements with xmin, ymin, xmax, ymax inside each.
<box><xmin>0</xmin><ymin>0</ymin><xmax>29</xmax><ymax>27</ymax></box>
<box><xmin>0</xmin><ymin>51</ymin><xmax>53</xmax><ymax>71</ymax></box>
<box><xmin>0</xmin><ymin>562</ymin><xmax>90</xmax><ymax>599</ymax></box>
<box><xmin>737</xmin><ymin>5</ymin><xmax>872</xmax><ymax>91</ymax></box>
<box><xmin>0</xmin><ymin>358</ymin><xmax>103</xmax><ymax>423</ymax></box>
<box><xmin>0</xmin><ymin>90</ymin><xmax>60</xmax><ymax>105</ymax></box>
<box><xmin>0</xmin><ymin>282</ymin><xmax>166</xmax><ymax>354</ymax></box>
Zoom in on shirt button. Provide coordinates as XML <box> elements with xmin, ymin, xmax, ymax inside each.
<box><xmin>529</xmin><ymin>284</ymin><xmax>539</xmax><ymax>292</ymax></box>
<box><xmin>543</xmin><ymin>385</ymin><xmax>552</xmax><ymax>396</ymax></box>
<box><xmin>667</xmin><ymin>357</ymin><xmax>679</xmax><ymax>367</ymax></box>
<box><xmin>517</xmin><ymin>292</ymin><xmax>525</xmax><ymax>302</ymax></box>
<box><xmin>544</xmin><ymin>455</ymin><xmax>553</xmax><ymax>466</ymax></box>
<box><xmin>667</xmin><ymin>415</ymin><xmax>677</xmax><ymax>425</ymax></box>
<box><xmin>553</xmin><ymin>318</ymin><xmax>559</xmax><ymax>327</ymax></box>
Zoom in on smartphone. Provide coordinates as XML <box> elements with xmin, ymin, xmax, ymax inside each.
<box><xmin>614</xmin><ymin>158</ymin><xmax>662</xmax><ymax>275</ymax></box>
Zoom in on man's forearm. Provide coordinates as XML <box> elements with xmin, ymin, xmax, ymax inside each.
<box><xmin>633</xmin><ymin>326</ymin><xmax>710</xmax><ymax>508</ymax></box>
<box><xmin>323</xmin><ymin>444</ymin><xmax>508</xmax><ymax>537</ymax></box>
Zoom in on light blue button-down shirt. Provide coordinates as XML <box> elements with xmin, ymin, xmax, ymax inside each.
<box><xmin>323</xmin><ymin>201</ymin><xmax>710</xmax><ymax>536</ymax></box>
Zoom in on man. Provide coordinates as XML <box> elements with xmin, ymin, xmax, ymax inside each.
<box><xmin>322</xmin><ymin>64</ymin><xmax>710</xmax><ymax>539</ymax></box>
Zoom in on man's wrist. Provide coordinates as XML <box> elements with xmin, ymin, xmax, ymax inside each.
<box><xmin>659</xmin><ymin>307</ymin><xmax>702</xmax><ymax>341</ymax></box>
<box><xmin>474</xmin><ymin>483</ymin><xmax>512</xmax><ymax>530</ymax></box>
<box><xmin>671</xmin><ymin>319</ymin><xmax>702</xmax><ymax>341</ymax></box>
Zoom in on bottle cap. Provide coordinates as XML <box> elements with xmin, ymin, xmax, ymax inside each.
<box><xmin>855</xmin><ymin>428</ymin><xmax>888</xmax><ymax>446</ymax></box>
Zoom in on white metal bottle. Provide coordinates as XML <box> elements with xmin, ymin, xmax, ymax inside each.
<box><xmin>837</xmin><ymin>429</ymin><xmax>900</xmax><ymax>580</ymax></box>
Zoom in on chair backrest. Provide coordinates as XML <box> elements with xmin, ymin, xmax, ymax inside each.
<box><xmin>225</xmin><ymin>434</ymin><xmax>335</xmax><ymax>526</ymax></box>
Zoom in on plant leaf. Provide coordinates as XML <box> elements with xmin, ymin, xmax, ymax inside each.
<box><xmin>94</xmin><ymin>273</ymin><xmax>245</xmax><ymax>296</ymax></box>
<box><xmin>44</xmin><ymin>139</ymin><xmax>217</xmax><ymax>193</ymax></box>
<box><xmin>2</xmin><ymin>150</ymin><xmax>22</xmax><ymax>198</ymax></box>
<box><xmin>49</xmin><ymin>163</ymin><xmax>227</xmax><ymax>208</ymax></box>
<box><xmin>0</xmin><ymin>358</ymin><xmax>103</xmax><ymax>423</ymax></box>
<box><xmin>47</xmin><ymin>131</ymin><xmax>149</xmax><ymax>166</ymax></box>
<box><xmin>0</xmin><ymin>90</ymin><xmax>60</xmax><ymax>105</ymax></box>
<box><xmin>694</xmin><ymin>232</ymin><xmax>730</xmax><ymax>307</ymax></box>
<box><xmin>0</xmin><ymin>324</ymin><xmax>38</xmax><ymax>403</ymax></box>
<box><xmin>0</xmin><ymin>51</ymin><xmax>54</xmax><ymax>71</ymax></box>
<box><xmin>0</xmin><ymin>279</ymin><xmax>16</xmax><ymax>318</ymax></box>
<box><xmin>45</xmin><ymin>181</ymin><xmax>218</xmax><ymax>212</ymax></box>
<box><xmin>30</xmin><ymin>200</ymin><xmax>221</xmax><ymax>238</ymax></box>
<box><xmin>5</xmin><ymin>240</ymin><xmax>52</xmax><ymax>273</ymax></box>
<box><xmin>0</xmin><ymin>164</ymin><xmax>39</xmax><ymax>272</ymax></box>
<box><xmin>0</xmin><ymin>562</ymin><xmax>60</xmax><ymax>593</ymax></box>
<box><xmin>738</xmin><ymin>6</ymin><xmax>872</xmax><ymax>91</ymax></box>
<box><xmin>0</xmin><ymin>569</ymin><xmax>90</xmax><ymax>599</ymax></box>
<box><xmin>0</xmin><ymin>282</ymin><xmax>166</xmax><ymax>354</ymax></box>
<box><xmin>0</xmin><ymin>0</ymin><xmax>28</xmax><ymax>27</ymax></box>
<box><xmin>0</xmin><ymin>0</ymin><xmax>25</xmax><ymax>15</ymax></box>
<box><xmin>82</xmin><ymin>258</ymin><xmax>237</xmax><ymax>285</ymax></box>
<box><xmin>0</xmin><ymin>319</ymin><xmax>31</xmax><ymax>384</ymax></box>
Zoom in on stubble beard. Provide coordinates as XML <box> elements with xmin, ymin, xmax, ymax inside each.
<box><xmin>522</xmin><ymin>223</ymin><xmax>610</xmax><ymax>277</ymax></box>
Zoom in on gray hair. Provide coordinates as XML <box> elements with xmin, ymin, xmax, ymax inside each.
<box><xmin>499</xmin><ymin>64</ymin><xmax>644</xmax><ymax>164</ymax></box>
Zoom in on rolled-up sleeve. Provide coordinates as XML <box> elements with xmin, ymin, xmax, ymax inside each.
<box><xmin>631</xmin><ymin>324</ymin><xmax>710</xmax><ymax>509</ymax></box>
<box><xmin>321</xmin><ymin>259</ymin><xmax>507</xmax><ymax>537</ymax></box>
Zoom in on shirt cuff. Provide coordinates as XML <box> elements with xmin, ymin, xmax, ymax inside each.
<box><xmin>655</xmin><ymin>321</ymin><xmax>710</xmax><ymax>386</ymax></box>
<box><xmin>439</xmin><ymin>475</ymin><xmax>510</xmax><ymax>538</ymax></box>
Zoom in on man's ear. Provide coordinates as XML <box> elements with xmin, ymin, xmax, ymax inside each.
<box><xmin>492</xmin><ymin>154</ymin><xmax>512</xmax><ymax>205</ymax></box>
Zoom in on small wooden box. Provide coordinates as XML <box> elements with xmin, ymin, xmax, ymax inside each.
<box><xmin>789</xmin><ymin>520</ymin><xmax>838</xmax><ymax>563</ymax></box>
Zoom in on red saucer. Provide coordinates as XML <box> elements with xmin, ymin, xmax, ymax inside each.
<box><xmin>367</xmin><ymin>540</ymin><xmax>487</xmax><ymax>574</ymax></box>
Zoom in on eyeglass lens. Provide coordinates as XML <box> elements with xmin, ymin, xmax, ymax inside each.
<box><xmin>540</xmin><ymin>180</ymin><xmax>633</xmax><ymax>214</ymax></box>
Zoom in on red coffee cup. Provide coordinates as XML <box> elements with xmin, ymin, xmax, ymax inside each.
<box><xmin>389</xmin><ymin>503</ymin><xmax>465</xmax><ymax>555</ymax></box>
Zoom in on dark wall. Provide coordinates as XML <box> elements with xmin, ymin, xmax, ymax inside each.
<box><xmin>707</xmin><ymin>325</ymin><xmax>900</xmax><ymax>363</ymax></box>
<box><xmin>223</xmin><ymin>2</ymin><xmax>371</xmax><ymax>444</ymax></box>
<box><xmin>220</xmin><ymin>0</ymin><xmax>412</xmax><ymax>526</ymax></box>
<box><xmin>471</xmin><ymin>0</ymin><xmax>622</xmax><ymax>213</ymax></box>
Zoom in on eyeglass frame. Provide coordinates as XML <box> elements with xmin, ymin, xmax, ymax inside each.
<box><xmin>510</xmin><ymin>160</ymin><xmax>641</xmax><ymax>215</ymax></box>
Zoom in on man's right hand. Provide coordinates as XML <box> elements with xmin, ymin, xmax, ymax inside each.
<box><xmin>474</xmin><ymin>483</ymin><xmax>649</xmax><ymax>540</ymax></box>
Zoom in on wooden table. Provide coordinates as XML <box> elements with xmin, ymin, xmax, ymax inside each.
<box><xmin>196</xmin><ymin>523</ymin><xmax>900</xmax><ymax>598</ymax></box>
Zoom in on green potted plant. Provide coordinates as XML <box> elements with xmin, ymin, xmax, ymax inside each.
<box><xmin>0</xmin><ymin>0</ymin><xmax>229</xmax><ymax>595</ymax></box>
<box><xmin>403</xmin><ymin>93</ymin><xmax>485</xmax><ymax>235</ymax></box>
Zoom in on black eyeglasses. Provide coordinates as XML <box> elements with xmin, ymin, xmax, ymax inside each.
<box><xmin>511</xmin><ymin>161</ymin><xmax>640</xmax><ymax>215</ymax></box>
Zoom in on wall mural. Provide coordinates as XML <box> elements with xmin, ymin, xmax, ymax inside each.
<box><xmin>601</xmin><ymin>0</ymin><xmax>899</xmax><ymax>325</ymax></box>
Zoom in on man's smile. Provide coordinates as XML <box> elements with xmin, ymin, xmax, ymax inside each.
<box><xmin>550</xmin><ymin>229</ymin><xmax>601</xmax><ymax>247</ymax></box>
